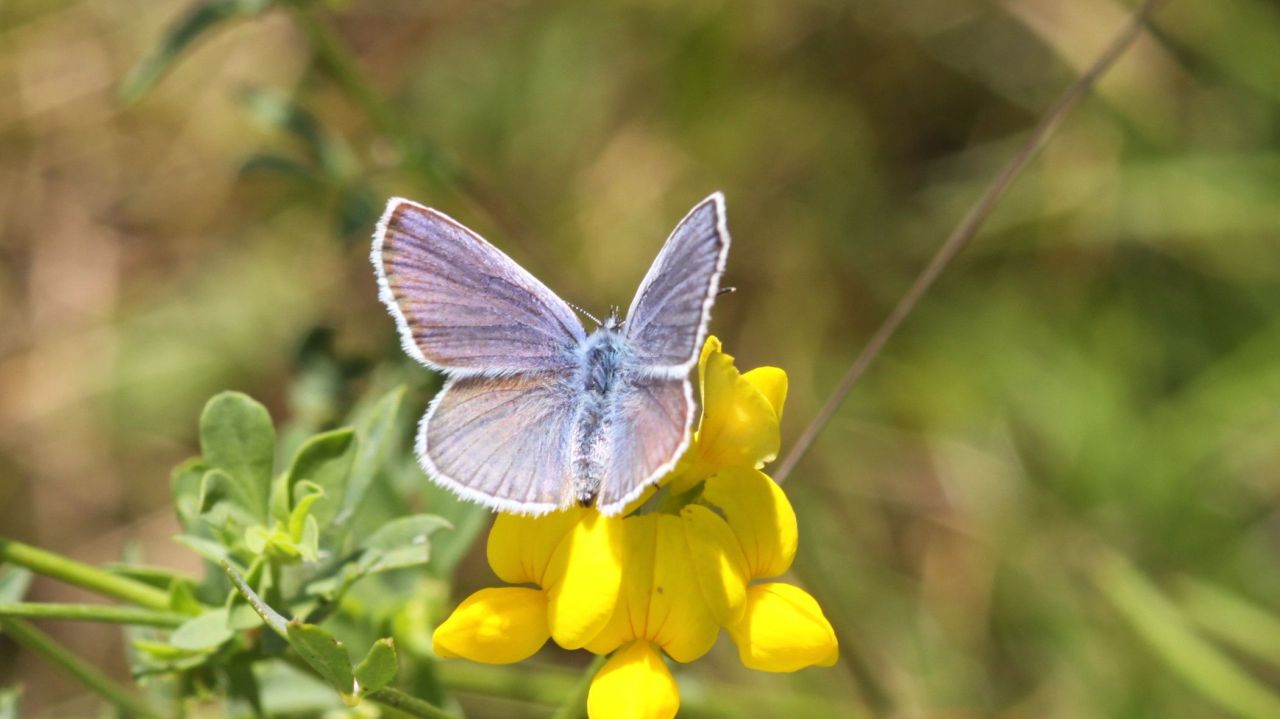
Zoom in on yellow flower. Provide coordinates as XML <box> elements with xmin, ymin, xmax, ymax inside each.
<box><xmin>432</xmin><ymin>337</ymin><xmax>838</xmax><ymax>717</ymax></box>
<box><xmin>433</xmin><ymin>507</ymin><xmax>625</xmax><ymax>660</ymax></box>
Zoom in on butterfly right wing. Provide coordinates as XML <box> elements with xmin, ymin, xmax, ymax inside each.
<box><xmin>420</xmin><ymin>373</ymin><xmax>578</xmax><ymax>515</ymax></box>
<box><xmin>373</xmin><ymin>198</ymin><xmax>587</xmax><ymax>375</ymax></box>
<box><xmin>623</xmin><ymin>193</ymin><xmax>730</xmax><ymax>372</ymax></box>
<box><xmin>595</xmin><ymin>374</ymin><xmax>694</xmax><ymax>516</ymax></box>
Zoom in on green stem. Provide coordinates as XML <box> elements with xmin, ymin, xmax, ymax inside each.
<box><xmin>0</xmin><ymin>602</ymin><xmax>187</xmax><ymax>628</ymax></box>
<box><xmin>289</xmin><ymin>5</ymin><xmax>455</xmax><ymax>186</ymax></box>
<box><xmin>366</xmin><ymin>687</ymin><xmax>459</xmax><ymax>719</ymax></box>
<box><xmin>0</xmin><ymin>537</ymin><xmax>171</xmax><ymax>611</ymax></box>
<box><xmin>0</xmin><ymin>618</ymin><xmax>162</xmax><ymax>718</ymax></box>
<box><xmin>548</xmin><ymin>654</ymin><xmax>606</xmax><ymax>719</ymax></box>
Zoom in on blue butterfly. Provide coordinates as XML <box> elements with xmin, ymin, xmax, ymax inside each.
<box><xmin>372</xmin><ymin>194</ymin><xmax>730</xmax><ymax>516</ymax></box>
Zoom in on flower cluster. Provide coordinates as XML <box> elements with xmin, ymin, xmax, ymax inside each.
<box><xmin>431</xmin><ymin>338</ymin><xmax>837</xmax><ymax>718</ymax></box>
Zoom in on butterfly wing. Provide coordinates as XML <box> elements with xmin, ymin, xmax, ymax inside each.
<box><xmin>595</xmin><ymin>375</ymin><xmax>694</xmax><ymax>515</ymax></box>
<box><xmin>623</xmin><ymin>193</ymin><xmax>730</xmax><ymax>372</ymax></box>
<box><xmin>373</xmin><ymin>198</ymin><xmax>587</xmax><ymax>374</ymax></box>
<box><xmin>421</xmin><ymin>373</ymin><xmax>578</xmax><ymax>514</ymax></box>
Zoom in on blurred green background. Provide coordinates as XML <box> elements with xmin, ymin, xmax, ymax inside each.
<box><xmin>3</xmin><ymin>0</ymin><xmax>1280</xmax><ymax>716</ymax></box>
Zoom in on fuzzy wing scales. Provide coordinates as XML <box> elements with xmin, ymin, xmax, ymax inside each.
<box><xmin>623</xmin><ymin>193</ymin><xmax>730</xmax><ymax>372</ymax></box>
<box><xmin>421</xmin><ymin>373</ymin><xmax>578</xmax><ymax>515</ymax></box>
<box><xmin>374</xmin><ymin>199</ymin><xmax>587</xmax><ymax>374</ymax></box>
<box><xmin>595</xmin><ymin>375</ymin><xmax>693</xmax><ymax>515</ymax></box>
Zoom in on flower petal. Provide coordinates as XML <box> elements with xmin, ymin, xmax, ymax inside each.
<box><xmin>433</xmin><ymin>587</ymin><xmax>549</xmax><ymax>664</ymax></box>
<box><xmin>583</xmin><ymin>515</ymin><xmax>720</xmax><ymax>662</ymax></box>
<box><xmin>545</xmin><ymin>511</ymin><xmax>625</xmax><ymax>649</ymax></box>
<box><xmin>680</xmin><ymin>504</ymin><xmax>748</xmax><ymax>625</ymax></box>
<box><xmin>587</xmin><ymin>641</ymin><xmax>679</xmax><ymax>719</ymax></box>
<box><xmin>487</xmin><ymin>507</ymin><xmax>585</xmax><ymax>586</ymax></box>
<box><xmin>741</xmin><ymin>366</ymin><xmax>787</xmax><ymax>421</ymax></box>
<box><xmin>685</xmin><ymin>341</ymin><xmax>782</xmax><ymax>485</ymax></box>
<box><xmin>703</xmin><ymin>468</ymin><xmax>797</xmax><ymax>578</ymax></box>
<box><xmin>647</xmin><ymin>515</ymin><xmax>721</xmax><ymax>662</ymax></box>
<box><xmin>727</xmin><ymin>583</ymin><xmax>838</xmax><ymax>672</ymax></box>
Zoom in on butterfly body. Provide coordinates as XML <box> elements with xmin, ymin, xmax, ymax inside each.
<box><xmin>568</xmin><ymin>319</ymin><xmax>638</xmax><ymax>503</ymax></box>
<box><xmin>374</xmin><ymin>194</ymin><xmax>730</xmax><ymax>516</ymax></box>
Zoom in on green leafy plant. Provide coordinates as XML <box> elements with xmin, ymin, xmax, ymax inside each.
<box><xmin>1</xmin><ymin>387</ymin><xmax>463</xmax><ymax>717</ymax></box>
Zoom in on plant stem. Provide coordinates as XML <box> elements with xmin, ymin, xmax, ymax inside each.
<box><xmin>773</xmin><ymin>0</ymin><xmax>1168</xmax><ymax>483</ymax></box>
<box><xmin>288</xmin><ymin>5</ymin><xmax>456</xmax><ymax>187</ymax></box>
<box><xmin>366</xmin><ymin>687</ymin><xmax>459</xmax><ymax>719</ymax></box>
<box><xmin>0</xmin><ymin>537</ymin><xmax>172</xmax><ymax>611</ymax></box>
<box><xmin>287</xmin><ymin>4</ymin><xmax>549</xmax><ymax>270</ymax></box>
<box><xmin>548</xmin><ymin>654</ymin><xmax>606</xmax><ymax>719</ymax></box>
<box><xmin>0</xmin><ymin>618</ymin><xmax>162</xmax><ymax>718</ymax></box>
<box><xmin>0</xmin><ymin>602</ymin><xmax>188</xmax><ymax>628</ymax></box>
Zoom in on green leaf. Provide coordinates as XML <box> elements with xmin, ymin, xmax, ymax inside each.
<box><xmin>0</xmin><ymin>686</ymin><xmax>20</xmax><ymax>719</ymax></box>
<box><xmin>358</xmin><ymin>514</ymin><xmax>451</xmax><ymax>574</ymax></box>
<box><xmin>419</xmin><ymin>480</ymin><xmax>487</xmax><ymax>577</ymax></box>
<box><xmin>1179</xmin><ymin>576</ymin><xmax>1280</xmax><ymax>670</ymax></box>
<box><xmin>288</xmin><ymin>481</ymin><xmax>326</xmax><ymax>540</ymax></box>
<box><xmin>169</xmin><ymin>608</ymin><xmax>233</xmax><ymax>651</ymax></box>
<box><xmin>354</xmin><ymin>638</ymin><xmax>397</xmax><ymax>695</ymax></box>
<box><xmin>170</xmin><ymin>456</ymin><xmax>207</xmax><ymax>529</ymax></box>
<box><xmin>338</xmin><ymin>386</ymin><xmax>406</xmax><ymax>525</ymax></box>
<box><xmin>241</xmin><ymin>88</ymin><xmax>356</xmax><ymax>179</ymax></box>
<box><xmin>0</xmin><ymin>569</ymin><xmax>32</xmax><ymax>603</ymax></box>
<box><xmin>173</xmin><ymin>534</ymin><xmax>229</xmax><ymax>565</ymax></box>
<box><xmin>199</xmin><ymin>469</ymin><xmax>263</xmax><ymax>530</ymax></box>
<box><xmin>200</xmin><ymin>391</ymin><xmax>275</xmax><ymax>521</ymax></box>
<box><xmin>119</xmin><ymin>0</ymin><xmax>273</xmax><ymax>104</ymax></box>
<box><xmin>281</xmin><ymin>429</ymin><xmax>357</xmax><ymax>527</ymax></box>
<box><xmin>286</xmin><ymin>621</ymin><xmax>353</xmax><ymax>695</ymax></box>
<box><xmin>1095</xmin><ymin>553</ymin><xmax>1280</xmax><ymax>719</ymax></box>
<box><xmin>298</xmin><ymin>516</ymin><xmax>320</xmax><ymax>563</ymax></box>
<box><xmin>224</xmin><ymin>659</ymin><xmax>263</xmax><ymax>717</ymax></box>
<box><xmin>167</xmin><ymin>579</ymin><xmax>203</xmax><ymax>615</ymax></box>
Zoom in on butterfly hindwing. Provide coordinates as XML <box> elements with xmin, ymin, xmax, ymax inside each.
<box><xmin>420</xmin><ymin>373</ymin><xmax>578</xmax><ymax>515</ymax></box>
<box><xmin>596</xmin><ymin>375</ymin><xmax>694</xmax><ymax>515</ymax></box>
<box><xmin>374</xmin><ymin>199</ymin><xmax>586</xmax><ymax>374</ymax></box>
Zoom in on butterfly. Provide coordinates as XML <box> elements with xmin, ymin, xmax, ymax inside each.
<box><xmin>372</xmin><ymin>193</ymin><xmax>730</xmax><ymax>516</ymax></box>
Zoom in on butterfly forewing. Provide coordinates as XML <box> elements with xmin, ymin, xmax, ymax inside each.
<box><xmin>421</xmin><ymin>373</ymin><xmax>578</xmax><ymax>515</ymax></box>
<box><xmin>374</xmin><ymin>199</ymin><xmax>586</xmax><ymax>374</ymax></box>
<box><xmin>597</xmin><ymin>375</ymin><xmax>693</xmax><ymax>515</ymax></box>
<box><xmin>623</xmin><ymin>193</ymin><xmax>730</xmax><ymax>371</ymax></box>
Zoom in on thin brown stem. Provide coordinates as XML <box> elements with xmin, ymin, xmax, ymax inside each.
<box><xmin>774</xmin><ymin>0</ymin><xmax>1166</xmax><ymax>483</ymax></box>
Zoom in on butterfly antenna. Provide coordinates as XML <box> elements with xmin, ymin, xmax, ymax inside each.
<box><xmin>567</xmin><ymin>301</ymin><xmax>602</xmax><ymax>327</ymax></box>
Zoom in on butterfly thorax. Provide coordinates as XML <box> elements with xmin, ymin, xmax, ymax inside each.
<box><xmin>569</xmin><ymin>324</ymin><xmax>634</xmax><ymax>504</ymax></box>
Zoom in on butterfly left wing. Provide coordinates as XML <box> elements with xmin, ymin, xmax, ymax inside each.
<box><xmin>595</xmin><ymin>375</ymin><xmax>694</xmax><ymax>515</ymax></box>
<box><xmin>421</xmin><ymin>373</ymin><xmax>578</xmax><ymax>515</ymax></box>
<box><xmin>623</xmin><ymin>193</ymin><xmax>730</xmax><ymax>373</ymax></box>
<box><xmin>374</xmin><ymin>198</ymin><xmax>587</xmax><ymax>375</ymax></box>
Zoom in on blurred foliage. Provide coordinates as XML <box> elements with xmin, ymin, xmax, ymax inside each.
<box><xmin>1</xmin><ymin>0</ymin><xmax>1280</xmax><ymax>716</ymax></box>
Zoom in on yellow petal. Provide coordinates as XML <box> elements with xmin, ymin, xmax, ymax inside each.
<box><xmin>703</xmin><ymin>468</ymin><xmax>797</xmax><ymax>578</ymax></box>
<box><xmin>741</xmin><ymin>366</ymin><xmax>787</xmax><ymax>421</ymax></box>
<box><xmin>487</xmin><ymin>507</ymin><xmax>585</xmax><ymax>586</ymax></box>
<box><xmin>432</xmin><ymin>587</ymin><xmax>549</xmax><ymax>664</ymax></box>
<box><xmin>583</xmin><ymin>515</ymin><xmax>720</xmax><ymax>663</ymax></box>
<box><xmin>680</xmin><ymin>505</ymin><xmax>748</xmax><ymax>625</ymax></box>
<box><xmin>581</xmin><ymin>513</ymin><xmax>656</xmax><ymax>656</ymax></box>
<box><xmin>587</xmin><ymin>641</ymin><xmax>679</xmax><ymax>719</ymax></box>
<box><xmin>692</xmin><ymin>343</ymin><xmax>782</xmax><ymax>475</ymax></box>
<box><xmin>647</xmin><ymin>515</ymin><xmax>720</xmax><ymax>662</ymax></box>
<box><xmin>727</xmin><ymin>583</ymin><xmax>838</xmax><ymax>672</ymax></box>
<box><xmin>545</xmin><ymin>511</ymin><xmax>625</xmax><ymax>649</ymax></box>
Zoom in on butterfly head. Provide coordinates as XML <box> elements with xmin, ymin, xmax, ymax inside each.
<box><xmin>603</xmin><ymin>306</ymin><xmax>624</xmax><ymax>331</ymax></box>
